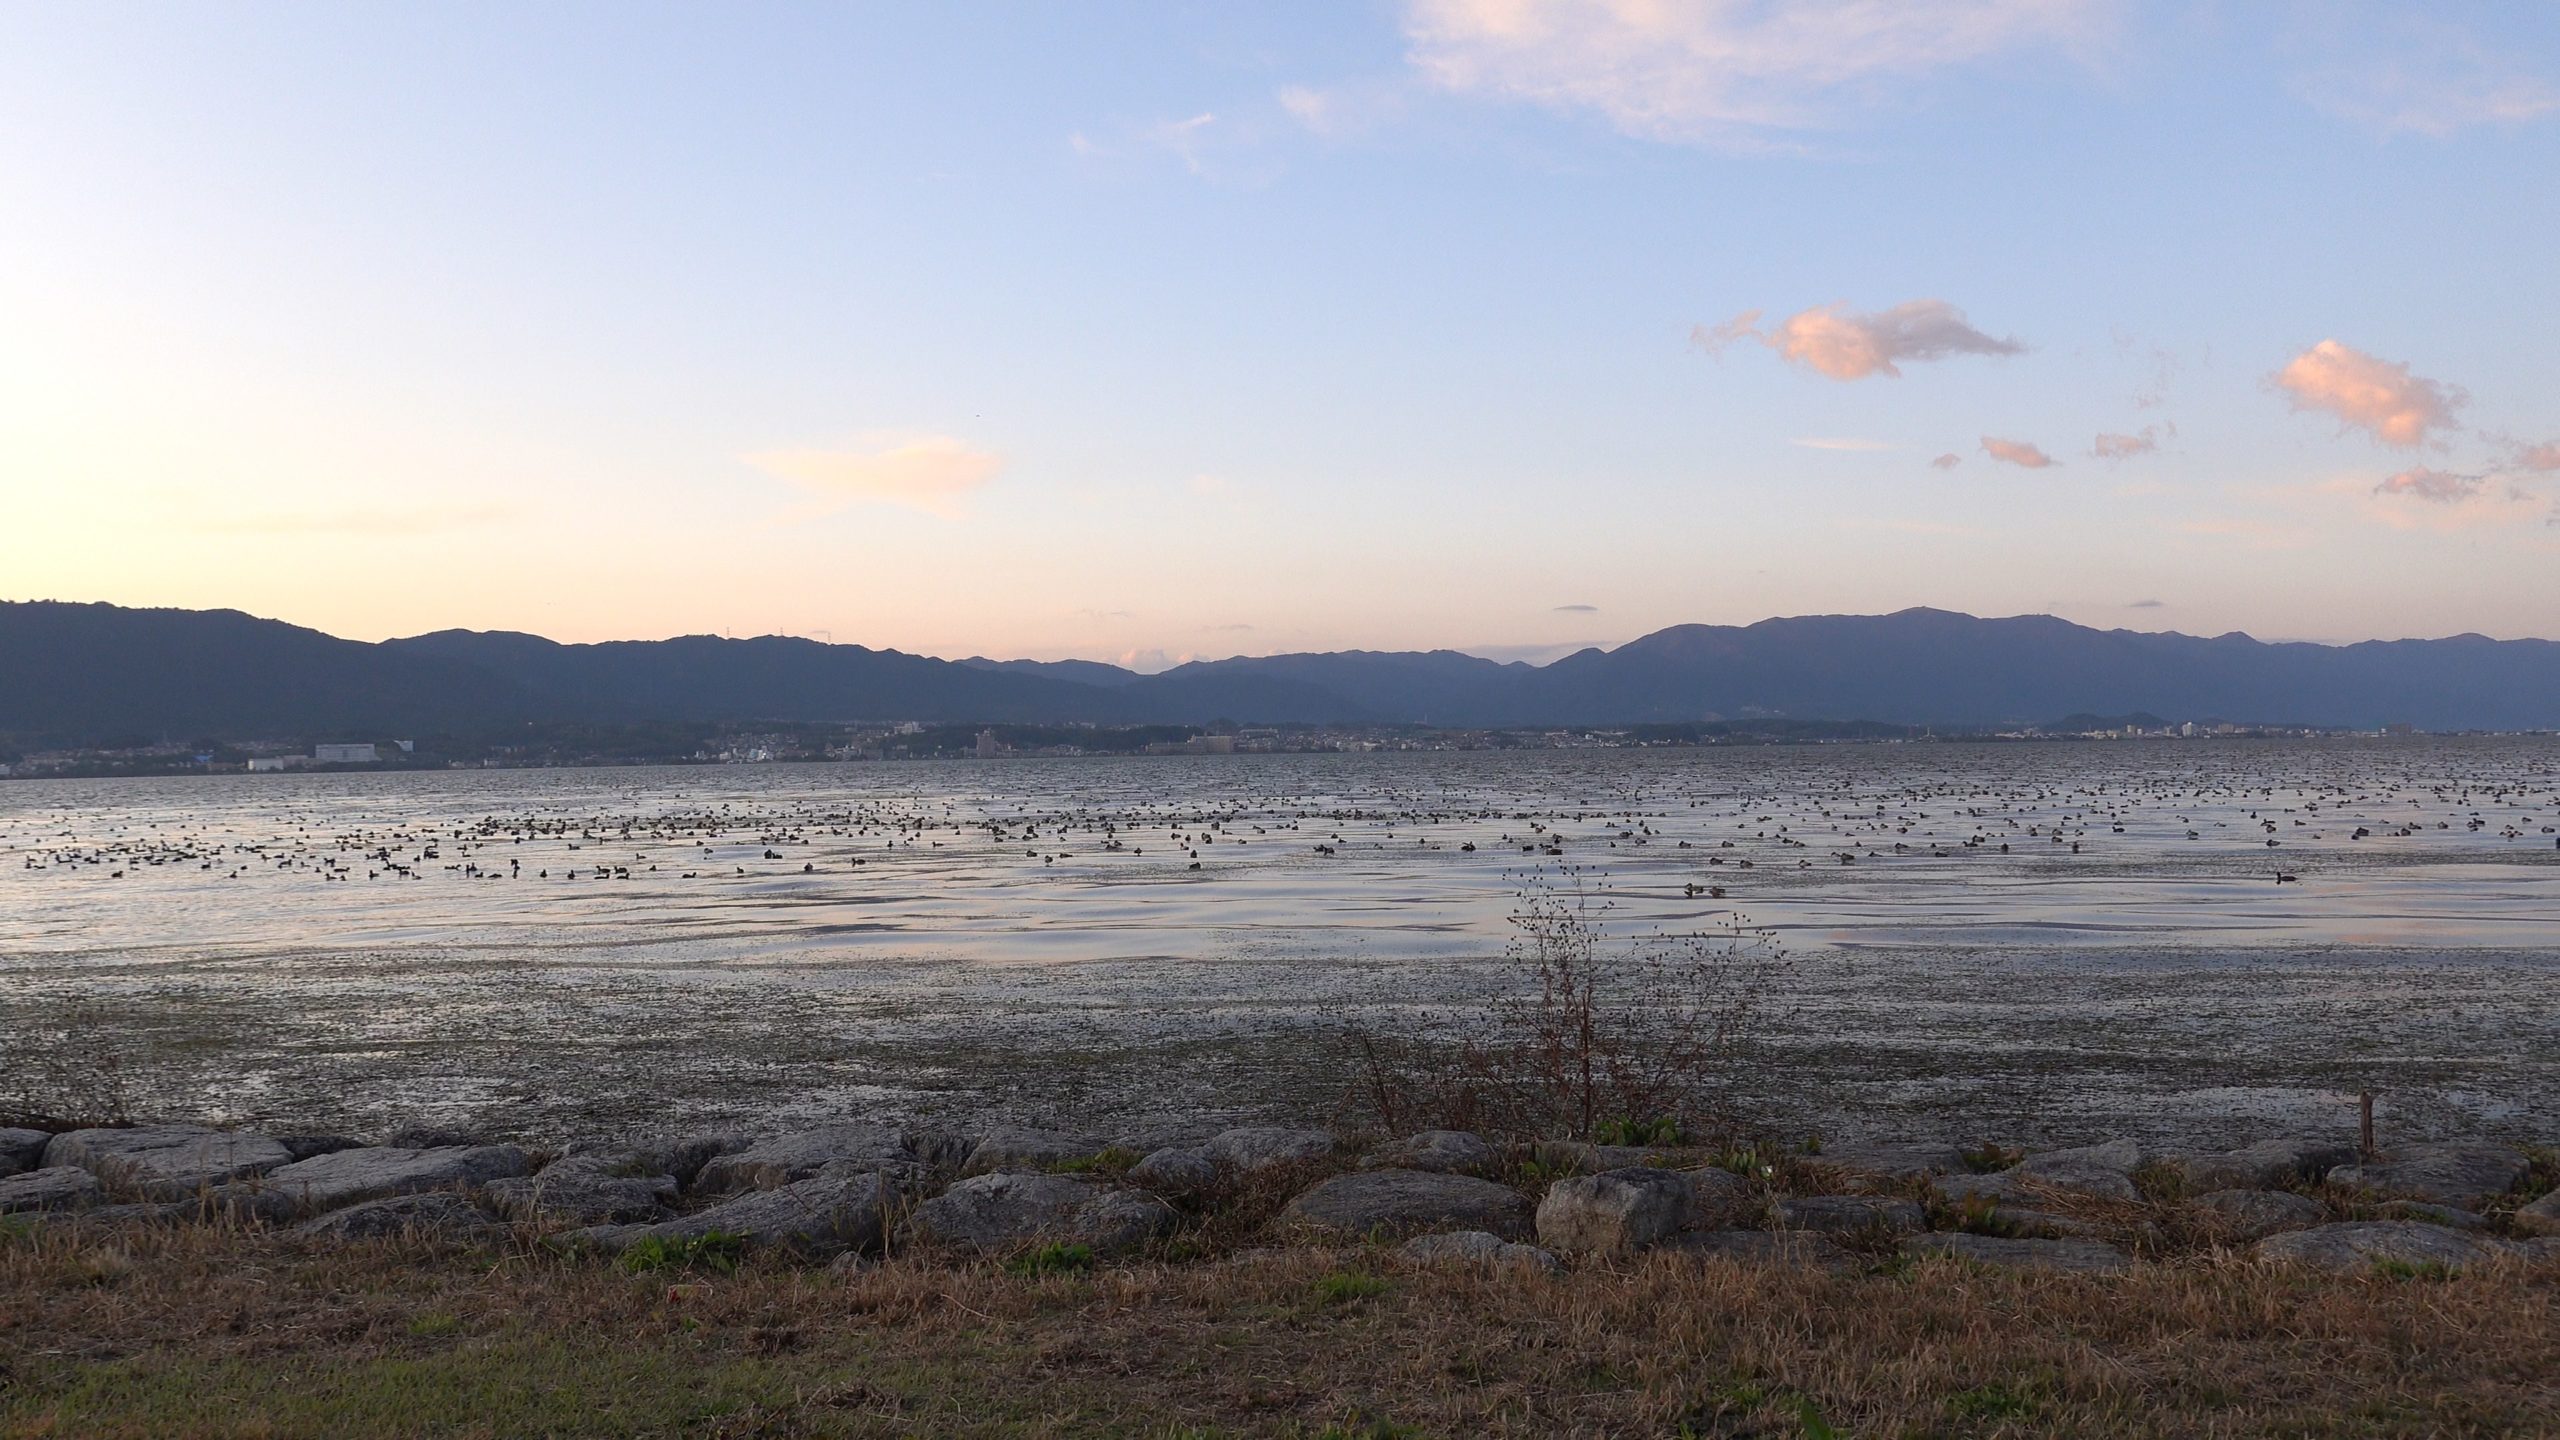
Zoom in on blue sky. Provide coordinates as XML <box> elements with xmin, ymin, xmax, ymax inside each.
<box><xmin>4</xmin><ymin>1</ymin><xmax>2556</xmax><ymax>666</ymax></box>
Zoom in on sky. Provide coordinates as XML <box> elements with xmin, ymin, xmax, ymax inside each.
<box><xmin>4</xmin><ymin>1</ymin><xmax>2558</xmax><ymax>669</ymax></box>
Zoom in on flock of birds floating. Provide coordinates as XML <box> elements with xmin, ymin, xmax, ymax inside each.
<box><xmin>7</xmin><ymin>750</ymin><xmax>2555</xmax><ymax>904</ymax></box>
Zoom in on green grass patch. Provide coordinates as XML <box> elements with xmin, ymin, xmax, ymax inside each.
<box><xmin>617</xmin><ymin>1230</ymin><xmax>747</xmax><ymax>1276</ymax></box>
<box><xmin>1314</xmin><ymin>1270</ymin><xmax>1391</xmax><ymax>1305</ymax></box>
<box><xmin>1004</xmin><ymin>1243</ymin><xmax>1095</xmax><ymax>1278</ymax></box>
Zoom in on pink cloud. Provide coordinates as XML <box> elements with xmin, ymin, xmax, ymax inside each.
<box><xmin>2373</xmin><ymin>467</ymin><xmax>2483</xmax><ymax>504</ymax></box>
<box><xmin>2092</xmin><ymin>428</ymin><xmax>2159</xmax><ymax>460</ymax></box>
<box><xmin>1929</xmin><ymin>452</ymin><xmax>1963</xmax><ymax>470</ymax></box>
<box><xmin>2271</xmin><ymin>339</ymin><xmax>2465</xmax><ymax>448</ymax></box>
<box><xmin>2512</xmin><ymin>440</ymin><xmax>2560</xmax><ymax>472</ymax></box>
<box><xmin>1980</xmin><ymin>436</ymin><xmax>2057</xmax><ymax>469</ymax></box>
<box><xmin>1696</xmin><ymin>299</ymin><xmax>2020</xmax><ymax>380</ymax></box>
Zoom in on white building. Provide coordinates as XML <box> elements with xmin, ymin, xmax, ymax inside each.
<box><xmin>313</xmin><ymin>743</ymin><xmax>379</xmax><ymax>764</ymax></box>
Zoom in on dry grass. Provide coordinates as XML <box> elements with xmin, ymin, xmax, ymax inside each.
<box><xmin>1</xmin><ymin>1223</ymin><xmax>2554</xmax><ymax>1438</ymax></box>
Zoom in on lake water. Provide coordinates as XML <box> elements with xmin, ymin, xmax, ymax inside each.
<box><xmin>4</xmin><ymin>739</ymin><xmax>2556</xmax><ymax>1147</ymax></box>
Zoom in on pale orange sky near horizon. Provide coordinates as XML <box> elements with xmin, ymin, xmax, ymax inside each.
<box><xmin>6</xmin><ymin>3</ymin><xmax>2557</xmax><ymax>667</ymax></box>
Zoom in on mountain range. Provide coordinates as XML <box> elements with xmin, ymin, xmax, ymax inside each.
<box><xmin>5</xmin><ymin>600</ymin><xmax>2558</xmax><ymax>745</ymax></box>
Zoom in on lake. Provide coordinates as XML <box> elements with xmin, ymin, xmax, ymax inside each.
<box><xmin>4</xmin><ymin>738</ymin><xmax>2555</xmax><ymax>1147</ymax></box>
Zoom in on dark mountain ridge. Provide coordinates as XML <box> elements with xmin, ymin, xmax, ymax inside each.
<box><xmin>5</xmin><ymin>599</ymin><xmax>2557</xmax><ymax>746</ymax></box>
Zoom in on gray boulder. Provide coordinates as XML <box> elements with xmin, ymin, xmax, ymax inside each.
<box><xmin>2256</xmin><ymin>1221</ymin><xmax>2506</xmax><ymax>1273</ymax></box>
<box><xmin>2376</xmin><ymin>1200</ymin><xmax>2487</xmax><ymax>1230</ymax></box>
<box><xmin>1940</xmin><ymin>1161</ymin><xmax>2136</xmax><ymax>1206</ymax></box>
<box><xmin>259</xmin><ymin>1144</ymin><xmax>531</xmax><ymax>1211</ymax></box>
<box><xmin>692</xmin><ymin>1125</ymin><xmax>915</xmax><ymax>1195</ymax></box>
<box><xmin>273</xmin><ymin>1135</ymin><xmax>367</xmax><ymax>1162</ymax></box>
<box><xmin>1363</xmin><ymin>1130</ymin><xmax>1497</xmax><ymax>1177</ymax></box>
<box><xmin>1398</xmin><ymin>1229</ymin><xmax>1559</xmax><ymax>1273</ymax></box>
<box><xmin>1810</xmin><ymin>1141</ymin><xmax>1969</xmax><ymax>1181</ymax></box>
<box><xmin>1683</xmin><ymin>1167</ymin><xmax>1750</xmax><ymax>1227</ymax></box>
<box><xmin>618</xmin><ymin>1166</ymin><xmax>911</xmax><ymax>1258</ymax></box>
<box><xmin>1772</xmin><ymin>1195</ymin><xmax>1926</xmax><ymax>1235</ymax></box>
<box><xmin>961</xmin><ymin>1127</ymin><xmax>1104</xmax><ymax>1178</ymax></box>
<box><xmin>2520</xmin><ymin>1237</ymin><xmax>2560</xmax><ymax>1262</ymax></box>
<box><xmin>296</xmin><ymin>1192</ymin><xmax>500</xmax><ymax>1242</ymax></box>
<box><xmin>1905</xmin><ymin>1234</ymin><xmax>2129</xmax><ymax>1273</ymax></box>
<box><xmin>2194</xmin><ymin>1188</ymin><xmax>2324</xmax><ymax>1242</ymax></box>
<box><xmin>2514</xmin><ymin>1190</ymin><xmax>2560</xmax><ymax>1238</ymax></box>
<box><xmin>2326</xmin><ymin>1143</ymin><xmax>2530</xmax><ymax>1210</ymax></box>
<box><xmin>2179</xmin><ymin>1138</ymin><xmax>2358</xmax><ymax>1192</ymax></box>
<box><xmin>1128</xmin><ymin>1146</ymin><xmax>1219</xmax><ymax>1197</ymax></box>
<box><xmin>900</xmin><ymin>1172</ymin><xmax>1174</xmax><ymax>1256</ymax></box>
<box><xmin>0</xmin><ymin>1127</ymin><xmax>49</xmax><ymax>1175</ymax></box>
<box><xmin>1535</xmin><ymin>1167</ymin><xmax>1696</xmax><ymax>1255</ymax></box>
<box><xmin>1282</xmin><ymin>1168</ymin><xmax>1532</xmax><ymax>1240</ymax></box>
<box><xmin>2008</xmin><ymin>1140</ymin><xmax>2146</xmax><ymax>1202</ymax></box>
<box><xmin>41</xmin><ymin>1125</ymin><xmax>292</xmax><ymax>1198</ymax></box>
<box><xmin>1530</xmin><ymin>1140</ymin><xmax>1695</xmax><ymax>1175</ymax></box>
<box><xmin>486</xmin><ymin>1155</ymin><xmax>677</xmax><ymax>1226</ymax></box>
<box><xmin>1205</xmin><ymin>1127</ymin><xmax>1335</xmax><ymax>1177</ymax></box>
<box><xmin>0</xmin><ymin>1166</ymin><xmax>103</xmax><ymax>1214</ymax></box>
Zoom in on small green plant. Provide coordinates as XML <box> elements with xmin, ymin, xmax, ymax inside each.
<box><xmin>617</xmin><ymin>1230</ymin><xmax>747</xmax><ymax>1275</ymax></box>
<box><xmin>1961</xmin><ymin>1143</ymin><xmax>2022</xmax><ymax>1174</ymax></box>
<box><xmin>1595</xmin><ymin>1115</ymin><xmax>1686</xmax><ymax>1147</ymax></box>
<box><xmin>405</xmin><ymin>1311</ymin><xmax>463</xmax><ymax>1339</ymax></box>
<box><xmin>1798</xmin><ymin>1133</ymin><xmax>1823</xmax><ymax>1156</ymax></box>
<box><xmin>2372</xmin><ymin>1257</ymin><xmax>2453</xmax><ymax>1282</ymax></box>
<box><xmin>1864</xmin><ymin>1252</ymin><xmax>1919</xmax><ymax>1282</ymax></box>
<box><xmin>1713</xmin><ymin>1145</ymin><xmax>1774</xmax><ymax>1179</ymax></box>
<box><xmin>1314</xmin><ymin>1270</ymin><xmax>1391</xmax><ymax>1305</ymax></box>
<box><xmin>1793</xmin><ymin>1395</ymin><xmax>1842</xmax><ymax>1439</ymax></box>
<box><xmin>1947</xmin><ymin>1381</ymin><xmax>2037</xmax><ymax>1421</ymax></box>
<box><xmin>1949</xmin><ymin>1194</ymin><xmax>2025</xmax><ymax>1238</ymax></box>
<box><xmin>1005</xmin><ymin>1242</ymin><xmax>1095</xmax><ymax>1277</ymax></box>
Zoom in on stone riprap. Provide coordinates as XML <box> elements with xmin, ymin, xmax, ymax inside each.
<box><xmin>0</xmin><ymin>1117</ymin><xmax>2549</xmax><ymax>1284</ymax></box>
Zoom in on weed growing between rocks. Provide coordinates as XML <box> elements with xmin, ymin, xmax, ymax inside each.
<box><xmin>1335</xmin><ymin>866</ymin><xmax>1793</xmax><ymax>1144</ymax></box>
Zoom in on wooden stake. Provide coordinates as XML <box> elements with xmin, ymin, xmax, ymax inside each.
<box><xmin>2359</xmin><ymin>1089</ymin><xmax>2377</xmax><ymax>1160</ymax></box>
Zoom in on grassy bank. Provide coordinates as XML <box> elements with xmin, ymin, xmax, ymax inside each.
<box><xmin>2</xmin><ymin>1224</ymin><xmax>2554</xmax><ymax>1438</ymax></box>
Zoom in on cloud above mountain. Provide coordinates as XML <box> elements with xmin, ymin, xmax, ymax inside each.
<box><xmin>1697</xmin><ymin>299</ymin><xmax>2021</xmax><ymax>380</ymax></box>
<box><xmin>1981</xmin><ymin>436</ymin><xmax>2058</xmax><ymax>468</ymax></box>
<box><xmin>2093</xmin><ymin>428</ymin><xmax>2160</xmax><ymax>460</ymax></box>
<box><xmin>2272</xmin><ymin>340</ymin><xmax>2465</xmax><ymax>448</ymax></box>
<box><xmin>2373</xmin><ymin>467</ymin><xmax>2483</xmax><ymax>504</ymax></box>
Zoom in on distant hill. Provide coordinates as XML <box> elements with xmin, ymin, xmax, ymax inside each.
<box><xmin>5</xmin><ymin>600</ymin><xmax>2558</xmax><ymax>745</ymax></box>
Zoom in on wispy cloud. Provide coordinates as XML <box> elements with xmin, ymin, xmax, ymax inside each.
<box><xmin>1980</xmin><ymin>436</ymin><xmax>2058</xmax><ymax>468</ymax></box>
<box><xmin>1553</xmin><ymin>603</ymin><xmax>1599</xmax><ymax>613</ymax></box>
<box><xmin>2293</xmin><ymin>18</ymin><xmax>2559</xmax><ymax>138</ymax></box>
<box><xmin>2510</xmin><ymin>440</ymin><xmax>2560</xmax><ymax>473</ymax></box>
<box><xmin>747</xmin><ymin>434</ymin><xmax>1002</xmax><ymax>519</ymax></box>
<box><xmin>1698</xmin><ymin>299</ymin><xmax>2022</xmax><ymax>380</ymax></box>
<box><xmin>1277</xmin><ymin>80</ymin><xmax>1408</xmax><ymax>138</ymax></box>
<box><xmin>1792</xmin><ymin>436</ymin><xmax>1895</xmax><ymax>452</ymax></box>
<box><xmin>2373</xmin><ymin>466</ymin><xmax>2484</xmax><ymax>504</ymax></box>
<box><xmin>1403</xmin><ymin>0</ymin><xmax>2112</xmax><ymax>145</ymax></box>
<box><xmin>2126</xmin><ymin>598</ymin><xmax>2166</xmax><ymax>609</ymax></box>
<box><xmin>2092</xmin><ymin>426</ymin><xmax>2163</xmax><ymax>460</ymax></box>
<box><xmin>2271</xmin><ymin>339</ymin><xmax>2465</xmax><ymax>449</ymax></box>
<box><xmin>1929</xmin><ymin>452</ymin><xmax>1963</xmax><ymax>470</ymax></box>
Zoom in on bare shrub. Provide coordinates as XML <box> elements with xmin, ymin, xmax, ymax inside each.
<box><xmin>1338</xmin><ymin>866</ymin><xmax>1792</xmax><ymax>1142</ymax></box>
